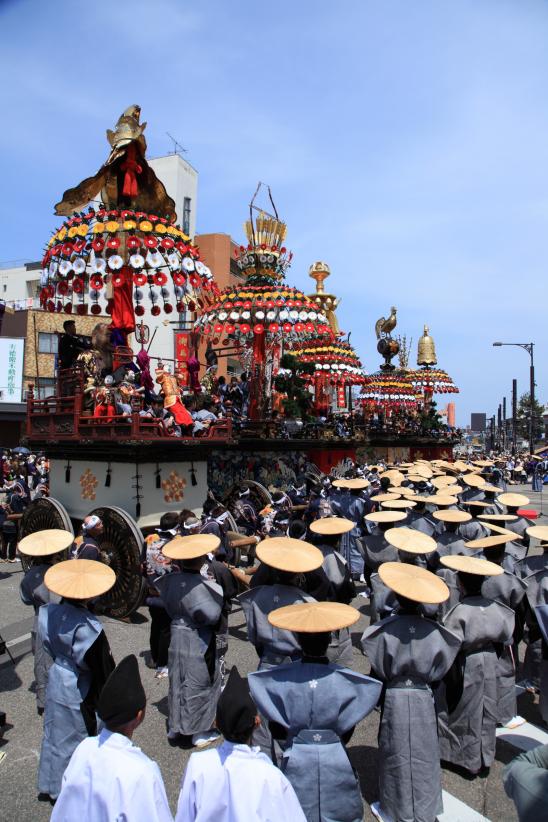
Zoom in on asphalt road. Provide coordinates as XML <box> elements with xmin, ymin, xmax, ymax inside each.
<box><xmin>1</xmin><ymin>483</ymin><xmax>546</xmax><ymax>822</ymax></box>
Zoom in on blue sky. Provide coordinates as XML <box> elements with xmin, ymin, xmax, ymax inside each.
<box><xmin>1</xmin><ymin>0</ymin><xmax>548</xmax><ymax>425</ymax></box>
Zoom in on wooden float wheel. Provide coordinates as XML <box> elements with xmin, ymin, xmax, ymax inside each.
<box><xmin>86</xmin><ymin>505</ymin><xmax>145</xmax><ymax>619</ymax></box>
<box><xmin>18</xmin><ymin>497</ymin><xmax>74</xmax><ymax>572</ymax></box>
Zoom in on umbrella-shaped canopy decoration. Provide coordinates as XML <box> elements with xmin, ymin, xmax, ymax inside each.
<box><xmin>361</xmin><ymin>370</ymin><xmax>418</xmax><ymax>412</ymax></box>
<box><xmin>39</xmin><ymin>208</ymin><xmax>218</xmax><ymax>331</ymax></box>
<box><xmin>295</xmin><ymin>340</ymin><xmax>366</xmax><ymax>385</ymax></box>
<box><xmin>294</xmin><ymin>338</ymin><xmax>367</xmax><ymax>414</ymax></box>
<box><xmin>409</xmin><ymin>367</ymin><xmax>459</xmax><ymax>395</ymax></box>
<box><xmin>194</xmin><ymin>187</ymin><xmax>331</xmax><ymax>418</ymax></box>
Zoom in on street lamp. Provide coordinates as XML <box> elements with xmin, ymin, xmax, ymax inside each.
<box><xmin>492</xmin><ymin>342</ymin><xmax>535</xmax><ymax>454</ymax></box>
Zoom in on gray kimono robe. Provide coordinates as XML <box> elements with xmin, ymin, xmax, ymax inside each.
<box><xmin>37</xmin><ymin>602</ymin><xmax>107</xmax><ymax>798</ymax></box>
<box><xmin>239</xmin><ymin>584</ymin><xmax>313</xmax><ymax>669</ymax></box>
<box><xmin>503</xmin><ymin>516</ymin><xmax>532</xmax><ymax>567</ymax></box>
<box><xmin>361</xmin><ymin>614</ymin><xmax>461</xmax><ymax>822</ymax></box>
<box><xmin>330</xmin><ymin>491</ymin><xmax>366</xmax><ymax>576</ymax></box>
<box><xmin>317</xmin><ymin>545</ymin><xmax>355</xmax><ymax>667</ymax></box>
<box><xmin>458</xmin><ymin>519</ymin><xmax>489</xmax><ymax>541</ymax></box>
<box><xmin>407</xmin><ymin>511</ymin><xmax>436</xmax><ymax>537</ymax></box>
<box><xmin>481</xmin><ymin>571</ymin><xmax>527</xmax><ymax>724</ymax></box>
<box><xmin>20</xmin><ymin>564</ymin><xmax>60</xmax><ymax>710</ymax></box>
<box><xmin>363</xmin><ymin>533</ymin><xmax>399</xmax><ymax>573</ymax></box>
<box><xmin>438</xmin><ymin>596</ymin><xmax>515</xmax><ymax>772</ymax></box>
<box><xmin>525</xmin><ymin>570</ymin><xmax>548</xmax><ymax>721</ymax></box>
<box><xmin>157</xmin><ymin>571</ymin><xmax>223</xmax><ymax>736</ymax></box>
<box><xmin>249</xmin><ymin>661</ymin><xmax>382</xmax><ymax>822</ymax></box>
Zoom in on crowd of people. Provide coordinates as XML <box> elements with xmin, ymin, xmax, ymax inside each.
<box><xmin>45</xmin><ymin>320</ymin><xmax>463</xmax><ymax>442</ymax></box>
<box><xmin>0</xmin><ymin>450</ymin><xmax>49</xmax><ymax>561</ymax></box>
<box><xmin>10</xmin><ymin>453</ymin><xmax>548</xmax><ymax>821</ymax></box>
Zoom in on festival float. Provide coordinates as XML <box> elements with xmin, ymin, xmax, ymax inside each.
<box><xmin>292</xmin><ymin>262</ymin><xmax>367</xmax><ymax>416</ymax></box>
<box><xmin>19</xmin><ymin>105</ymin><xmax>460</xmax><ymax>616</ymax></box>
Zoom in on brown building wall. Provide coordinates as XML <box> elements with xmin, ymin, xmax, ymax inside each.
<box><xmin>195</xmin><ymin>233</ymin><xmax>245</xmax><ymax>380</ymax></box>
<box><xmin>1</xmin><ymin>309</ymin><xmax>106</xmax><ymax>384</ymax></box>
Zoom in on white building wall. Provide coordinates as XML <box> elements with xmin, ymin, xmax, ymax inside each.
<box><xmin>149</xmin><ymin>154</ymin><xmax>198</xmax><ymax>238</ymax></box>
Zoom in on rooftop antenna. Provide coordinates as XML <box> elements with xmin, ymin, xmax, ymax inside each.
<box><xmin>166</xmin><ymin>132</ymin><xmax>187</xmax><ymax>157</ymax></box>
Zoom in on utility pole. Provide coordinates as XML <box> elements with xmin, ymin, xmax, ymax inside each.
<box><xmin>512</xmin><ymin>379</ymin><xmax>517</xmax><ymax>455</ymax></box>
<box><xmin>502</xmin><ymin>396</ymin><xmax>507</xmax><ymax>451</ymax></box>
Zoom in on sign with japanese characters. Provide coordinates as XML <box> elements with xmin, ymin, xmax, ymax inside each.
<box><xmin>0</xmin><ymin>337</ymin><xmax>24</xmax><ymax>404</ymax></box>
<box><xmin>174</xmin><ymin>332</ymin><xmax>189</xmax><ymax>384</ymax></box>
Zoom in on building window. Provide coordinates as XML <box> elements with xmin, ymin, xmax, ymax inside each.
<box><xmin>183</xmin><ymin>197</ymin><xmax>191</xmax><ymax>235</ymax></box>
<box><xmin>38</xmin><ymin>332</ymin><xmax>58</xmax><ymax>354</ymax></box>
<box><xmin>25</xmin><ymin>377</ymin><xmax>56</xmax><ymax>400</ymax></box>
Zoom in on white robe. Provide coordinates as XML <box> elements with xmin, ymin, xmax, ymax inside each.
<box><xmin>51</xmin><ymin>729</ymin><xmax>173</xmax><ymax>822</ymax></box>
<box><xmin>175</xmin><ymin>741</ymin><xmax>306</xmax><ymax>822</ymax></box>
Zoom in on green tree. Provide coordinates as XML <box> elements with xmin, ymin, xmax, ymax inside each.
<box><xmin>516</xmin><ymin>392</ymin><xmax>544</xmax><ymax>441</ymax></box>
<box><xmin>274</xmin><ymin>354</ymin><xmax>315</xmax><ymax>419</ymax></box>
<box><xmin>419</xmin><ymin>399</ymin><xmax>443</xmax><ymax>432</ymax></box>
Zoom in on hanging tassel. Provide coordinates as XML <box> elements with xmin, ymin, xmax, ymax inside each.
<box><xmin>105</xmin><ymin>463</ymin><xmax>112</xmax><ymax>487</ymax></box>
<box><xmin>65</xmin><ymin>460</ymin><xmax>71</xmax><ymax>483</ymax></box>
<box><xmin>190</xmin><ymin>461</ymin><xmax>197</xmax><ymax>487</ymax></box>
<box><xmin>136</xmin><ymin>501</ymin><xmax>141</xmax><ymax>518</ymax></box>
<box><xmin>155</xmin><ymin>463</ymin><xmax>162</xmax><ymax>489</ymax></box>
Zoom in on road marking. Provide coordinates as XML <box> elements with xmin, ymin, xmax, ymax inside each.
<box><xmin>438</xmin><ymin>790</ymin><xmax>490</xmax><ymax>821</ymax></box>
<box><xmin>6</xmin><ymin>632</ymin><xmax>31</xmax><ymax>648</ymax></box>
<box><xmin>496</xmin><ymin>721</ymin><xmax>548</xmax><ymax>751</ymax></box>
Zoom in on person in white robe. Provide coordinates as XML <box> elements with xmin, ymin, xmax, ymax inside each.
<box><xmin>176</xmin><ymin>666</ymin><xmax>306</xmax><ymax>822</ymax></box>
<box><xmin>52</xmin><ymin>654</ymin><xmax>173</xmax><ymax>822</ymax></box>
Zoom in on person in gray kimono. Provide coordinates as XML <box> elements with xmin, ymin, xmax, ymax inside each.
<box><xmin>479</xmin><ymin>485</ymin><xmax>505</xmax><ymax>514</ymax></box>
<box><xmin>497</xmin><ymin>493</ymin><xmax>533</xmax><ymax>569</ymax></box>
<box><xmin>479</xmin><ymin>535</ymin><xmax>528</xmax><ymax>727</ymax></box>
<box><xmin>518</xmin><ymin>527</ymin><xmax>548</xmax><ymax>692</ymax></box>
<box><xmin>308</xmin><ymin>517</ymin><xmax>357</xmax><ymax>666</ymax></box>
<box><xmin>437</xmin><ymin>554</ymin><xmax>515</xmax><ymax>775</ymax></box>
<box><xmin>156</xmin><ymin>534</ymin><xmax>225</xmax><ymax>749</ymax></box>
<box><xmin>363</xmin><ymin>510</ymin><xmax>407</xmax><ymax>584</ymax></box>
<box><xmin>18</xmin><ymin>529</ymin><xmax>73</xmax><ymax>714</ymax></box>
<box><xmin>361</xmin><ymin>562</ymin><xmax>461</xmax><ymax>822</ymax></box>
<box><xmin>458</xmin><ymin>501</ymin><xmax>491</xmax><ymax>540</ymax></box>
<box><xmin>406</xmin><ymin>497</ymin><xmax>436</xmax><ymax>536</ymax></box>
<box><xmin>37</xmin><ymin>559</ymin><xmax>116</xmax><ymax>802</ymax></box>
<box><xmin>249</xmin><ymin>601</ymin><xmax>382</xmax><ymax>822</ymax></box>
<box><xmin>430</xmin><ymin>510</ymin><xmax>471</xmax><ymax>561</ymax></box>
<box><xmin>459</xmin><ymin>474</ymin><xmax>487</xmax><ymax>502</ymax></box>
<box><xmin>239</xmin><ymin>537</ymin><xmax>323</xmax><ymax>670</ymax></box>
<box><xmin>533</xmin><ymin>603</ymin><xmax>548</xmax><ymax>726</ymax></box>
<box><xmin>329</xmin><ymin>478</ymin><xmax>369</xmax><ymax>579</ymax></box>
<box><xmin>524</xmin><ymin>568</ymin><xmax>548</xmax><ymax>720</ymax></box>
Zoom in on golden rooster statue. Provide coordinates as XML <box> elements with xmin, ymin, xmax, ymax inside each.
<box><xmin>375</xmin><ymin>306</ymin><xmax>398</xmax><ymax>339</ymax></box>
<box><xmin>55</xmin><ymin>105</ymin><xmax>176</xmax><ymax>220</ymax></box>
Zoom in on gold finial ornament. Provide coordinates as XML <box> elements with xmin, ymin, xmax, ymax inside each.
<box><xmin>307</xmin><ymin>261</ymin><xmax>340</xmax><ymax>334</ymax></box>
<box><xmin>417</xmin><ymin>325</ymin><xmax>437</xmax><ymax>366</ymax></box>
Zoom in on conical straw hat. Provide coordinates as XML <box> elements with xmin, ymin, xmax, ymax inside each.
<box><xmin>256</xmin><ymin>537</ymin><xmax>323</xmax><ymax>573</ymax></box>
<box><xmin>462</xmin><ymin>474</ymin><xmax>486</xmax><ymax>488</ymax></box>
<box><xmin>378</xmin><ymin>561</ymin><xmax>449</xmax><ymax>604</ymax></box>
<box><xmin>526</xmin><ymin>525</ymin><xmax>548</xmax><ymax>542</ymax></box>
<box><xmin>429</xmin><ymin>495</ymin><xmax>459</xmax><ymax>507</ymax></box>
<box><xmin>483</xmin><ymin>522</ymin><xmax>522</xmax><ymax>539</ymax></box>
<box><xmin>462</xmin><ymin>500</ymin><xmax>490</xmax><ymax>509</ymax></box>
<box><xmin>268</xmin><ymin>601</ymin><xmax>360</xmax><ymax>633</ymax></box>
<box><xmin>44</xmin><ymin>559</ymin><xmax>116</xmax><ymax>599</ymax></box>
<box><xmin>440</xmin><ymin>555</ymin><xmax>503</xmax><ymax>576</ymax></box>
<box><xmin>343</xmin><ymin>478</ymin><xmax>370</xmax><ymax>490</ymax></box>
<box><xmin>432</xmin><ymin>510</ymin><xmax>472</xmax><ymax>523</ymax></box>
<box><xmin>464</xmin><ymin>534</ymin><xmax>516</xmax><ymax>550</ymax></box>
<box><xmin>498</xmin><ymin>493</ymin><xmax>530</xmax><ymax>507</ymax></box>
<box><xmin>163</xmin><ymin>534</ymin><xmax>220</xmax><ymax>560</ymax></box>
<box><xmin>380</xmin><ymin>499</ymin><xmax>417</xmax><ymax>510</ymax></box>
<box><xmin>365</xmin><ymin>511</ymin><xmax>407</xmax><ymax>524</ymax></box>
<box><xmin>384</xmin><ymin>527</ymin><xmax>436</xmax><ymax>554</ymax></box>
<box><xmin>431</xmin><ymin>476</ymin><xmax>455</xmax><ymax>489</ymax></box>
<box><xmin>371</xmin><ymin>493</ymin><xmax>401</xmax><ymax>503</ymax></box>
<box><xmin>309</xmin><ymin>517</ymin><xmax>354</xmax><ymax>536</ymax></box>
<box><xmin>477</xmin><ymin>514</ymin><xmax>518</xmax><ymax>523</ymax></box>
<box><xmin>18</xmin><ymin>528</ymin><xmax>73</xmax><ymax>557</ymax></box>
